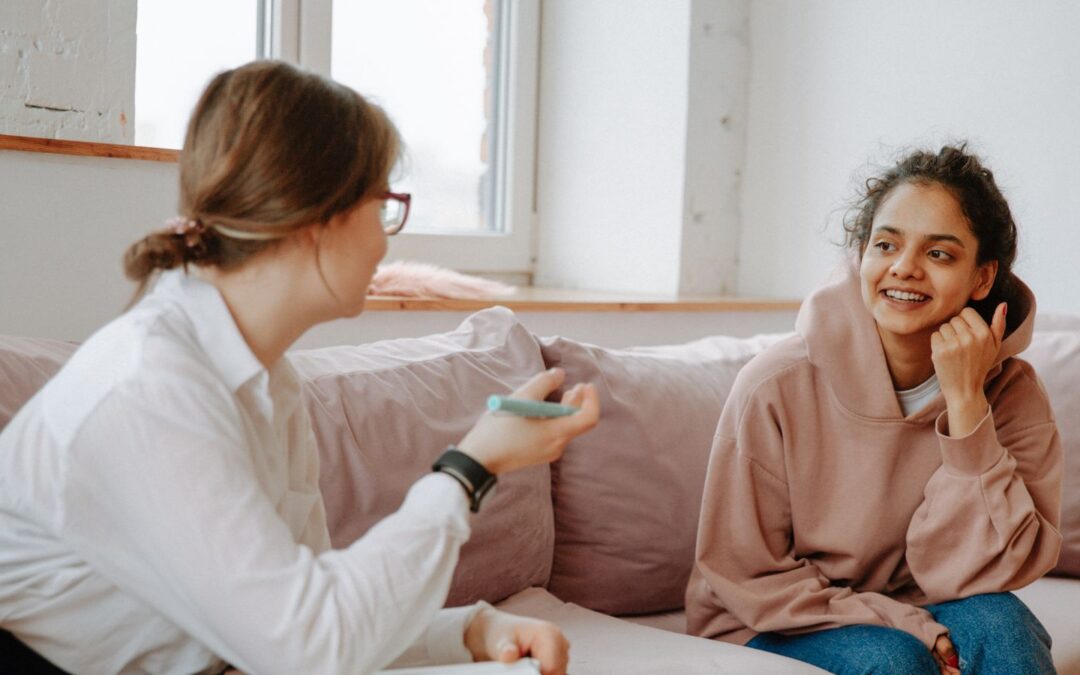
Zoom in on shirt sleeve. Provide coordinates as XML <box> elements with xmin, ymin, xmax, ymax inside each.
<box><xmin>906</xmin><ymin>370</ymin><xmax>1064</xmax><ymax>602</ymax></box>
<box><xmin>56</xmin><ymin>374</ymin><xmax>474</xmax><ymax>675</ymax></box>
<box><xmin>388</xmin><ymin>603</ymin><xmax>490</xmax><ymax>668</ymax></box>
<box><xmin>686</xmin><ymin>383</ymin><xmax>949</xmax><ymax>649</ymax></box>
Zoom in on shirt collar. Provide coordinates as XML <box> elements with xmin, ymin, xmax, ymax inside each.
<box><xmin>153</xmin><ymin>270</ymin><xmax>266</xmax><ymax>393</ymax></box>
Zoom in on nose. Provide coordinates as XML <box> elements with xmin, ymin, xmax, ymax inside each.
<box><xmin>889</xmin><ymin>248</ymin><xmax>924</xmax><ymax>279</ymax></box>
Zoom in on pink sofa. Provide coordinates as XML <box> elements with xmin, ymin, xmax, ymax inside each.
<box><xmin>2</xmin><ymin>307</ymin><xmax>1078</xmax><ymax>673</ymax></box>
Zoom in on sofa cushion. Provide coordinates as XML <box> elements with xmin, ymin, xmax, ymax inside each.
<box><xmin>291</xmin><ymin>307</ymin><xmax>555</xmax><ymax>607</ymax></box>
<box><xmin>1013</xmin><ymin>576</ymin><xmax>1080</xmax><ymax>674</ymax></box>
<box><xmin>1021</xmin><ymin>320</ymin><xmax>1080</xmax><ymax>578</ymax></box>
<box><xmin>0</xmin><ymin>335</ymin><xmax>78</xmax><ymax>432</ymax></box>
<box><xmin>495</xmin><ymin>587</ymin><xmax>827</xmax><ymax>674</ymax></box>
<box><xmin>539</xmin><ymin>334</ymin><xmax>787</xmax><ymax>615</ymax></box>
<box><xmin>621</xmin><ymin>576</ymin><xmax>1080</xmax><ymax>675</ymax></box>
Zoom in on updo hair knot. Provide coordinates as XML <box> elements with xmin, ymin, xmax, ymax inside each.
<box><xmin>166</xmin><ymin>216</ymin><xmax>207</xmax><ymax>248</ymax></box>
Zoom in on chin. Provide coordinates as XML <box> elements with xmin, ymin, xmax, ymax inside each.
<box><xmin>872</xmin><ymin>305</ymin><xmax>941</xmax><ymax>338</ymax></box>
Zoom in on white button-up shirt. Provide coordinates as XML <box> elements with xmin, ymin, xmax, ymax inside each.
<box><xmin>0</xmin><ymin>270</ymin><xmax>477</xmax><ymax>674</ymax></box>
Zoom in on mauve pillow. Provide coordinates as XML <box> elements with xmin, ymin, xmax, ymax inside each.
<box><xmin>0</xmin><ymin>336</ymin><xmax>79</xmax><ymax>432</ymax></box>
<box><xmin>291</xmin><ymin>307</ymin><xmax>555</xmax><ymax>607</ymax></box>
<box><xmin>1021</xmin><ymin>324</ymin><xmax>1080</xmax><ymax>578</ymax></box>
<box><xmin>539</xmin><ymin>333</ymin><xmax>789</xmax><ymax>615</ymax></box>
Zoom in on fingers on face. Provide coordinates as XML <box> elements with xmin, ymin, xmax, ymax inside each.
<box><xmin>956</xmin><ymin>307</ymin><xmax>992</xmax><ymax>336</ymax></box>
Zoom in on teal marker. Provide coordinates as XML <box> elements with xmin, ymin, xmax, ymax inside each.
<box><xmin>487</xmin><ymin>395</ymin><xmax>579</xmax><ymax>418</ymax></box>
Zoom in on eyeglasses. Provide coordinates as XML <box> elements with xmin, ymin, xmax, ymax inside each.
<box><xmin>380</xmin><ymin>191</ymin><xmax>412</xmax><ymax>235</ymax></box>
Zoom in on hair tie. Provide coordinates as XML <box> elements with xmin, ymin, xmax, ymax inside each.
<box><xmin>165</xmin><ymin>216</ymin><xmax>207</xmax><ymax>249</ymax></box>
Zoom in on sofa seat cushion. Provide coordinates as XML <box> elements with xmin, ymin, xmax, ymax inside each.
<box><xmin>290</xmin><ymin>307</ymin><xmax>555</xmax><ymax>607</ymax></box>
<box><xmin>1014</xmin><ymin>576</ymin><xmax>1080</xmax><ymax>674</ymax></box>
<box><xmin>496</xmin><ymin>587</ymin><xmax>826</xmax><ymax>674</ymax></box>
<box><xmin>622</xmin><ymin>576</ymin><xmax>1080</xmax><ymax>675</ymax></box>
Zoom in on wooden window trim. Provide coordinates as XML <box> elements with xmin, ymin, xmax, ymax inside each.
<box><xmin>0</xmin><ymin>134</ymin><xmax>179</xmax><ymax>163</ymax></box>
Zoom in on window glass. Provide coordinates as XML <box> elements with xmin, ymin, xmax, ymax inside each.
<box><xmin>332</xmin><ymin>0</ymin><xmax>497</xmax><ymax>233</ymax></box>
<box><xmin>135</xmin><ymin>1</ymin><xmax>258</xmax><ymax>148</ymax></box>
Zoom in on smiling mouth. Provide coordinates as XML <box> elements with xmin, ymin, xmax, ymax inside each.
<box><xmin>882</xmin><ymin>289</ymin><xmax>930</xmax><ymax>303</ymax></box>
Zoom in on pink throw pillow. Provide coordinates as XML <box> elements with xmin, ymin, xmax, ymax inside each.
<box><xmin>291</xmin><ymin>307</ymin><xmax>555</xmax><ymax>606</ymax></box>
<box><xmin>1021</xmin><ymin>325</ymin><xmax>1080</xmax><ymax>578</ymax></box>
<box><xmin>0</xmin><ymin>335</ymin><xmax>79</xmax><ymax>432</ymax></box>
<box><xmin>539</xmin><ymin>333</ymin><xmax>787</xmax><ymax>615</ymax></box>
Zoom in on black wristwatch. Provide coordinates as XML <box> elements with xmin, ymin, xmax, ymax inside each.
<box><xmin>432</xmin><ymin>447</ymin><xmax>497</xmax><ymax>513</ymax></box>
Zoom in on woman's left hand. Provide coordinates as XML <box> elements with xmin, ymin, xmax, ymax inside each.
<box><xmin>931</xmin><ymin>303</ymin><xmax>1006</xmax><ymax>436</ymax></box>
<box><xmin>931</xmin><ymin>634</ymin><xmax>961</xmax><ymax>675</ymax></box>
<box><xmin>464</xmin><ymin>605</ymin><xmax>570</xmax><ymax>675</ymax></box>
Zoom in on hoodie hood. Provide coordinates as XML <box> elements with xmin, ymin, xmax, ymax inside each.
<box><xmin>795</xmin><ymin>259</ymin><xmax>1036</xmax><ymax>419</ymax></box>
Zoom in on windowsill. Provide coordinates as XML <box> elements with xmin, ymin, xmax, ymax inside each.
<box><xmin>0</xmin><ymin>133</ymin><xmax>179</xmax><ymax>162</ymax></box>
<box><xmin>366</xmin><ymin>287</ymin><xmax>801</xmax><ymax>313</ymax></box>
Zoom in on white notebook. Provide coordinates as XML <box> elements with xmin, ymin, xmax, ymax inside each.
<box><xmin>380</xmin><ymin>657</ymin><xmax>542</xmax><ymax>675</ymax></box>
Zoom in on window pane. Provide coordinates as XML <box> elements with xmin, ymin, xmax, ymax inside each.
<box><xmin>135</xmin><ymin>1</ymin><xmax>257</xmax><ymax>148</ymax></box>
<box><xmin>332</xmin><ymin>0</ymin><xmax>496</xmax><ymax>233</ymax></box>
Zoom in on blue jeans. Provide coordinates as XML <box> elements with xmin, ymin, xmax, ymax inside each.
<box><xmin>746</xmin><ymin>592</ymin><xmax>1055</xmax><ymax>674</ymax></box>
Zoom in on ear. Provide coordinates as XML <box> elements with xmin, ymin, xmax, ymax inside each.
<box><xmin>970</xmin><ymin>260</ymin><xmax>998</xmax><ymax>301</ymax></box>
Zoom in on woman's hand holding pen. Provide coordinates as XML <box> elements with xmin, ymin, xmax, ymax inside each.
<box><xmin>931</xmin><ymin>303</ymin><xmax>1006</xmax><ymax>437</ymax></box>
<box><xmin>457</xmin><ymin>368</ymin><xmax>600</xmax><ymax>475</ymax></box>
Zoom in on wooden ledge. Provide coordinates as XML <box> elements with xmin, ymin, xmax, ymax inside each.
<box><xmin>366</xmin><ymin>287</ymin><xmax>801</xmax><ymax>313</ymax></box>
<box><xmin>0</xmin><ymin>134</ymin><xmax>179</xmax><ymax>162</ymax></box>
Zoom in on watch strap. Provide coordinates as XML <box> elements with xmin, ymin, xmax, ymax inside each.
<box><xmin>432</xmin><ymin>447</ymin><xmax>497</xmax><ymax>513</ymax></box>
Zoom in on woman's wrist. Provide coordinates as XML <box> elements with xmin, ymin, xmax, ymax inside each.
<box><xmin>463</xmin><ymin>603</ymin><xmax>495</xmax><ymax>661</ymax></box>
<box><xmin>453</xmin><ymin>438</ymin><xmax>501</xmax><ymax>476</ymax></box>
<box><xmin>943</xmin><ymin>389</ymin><xmax>989</xmax><ymax>437</ymax></box>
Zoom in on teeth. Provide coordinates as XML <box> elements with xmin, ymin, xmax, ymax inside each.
<box><xmin>885</xmin><ymin>289</ymin><xmax>928</xmax><ymax>302</ymax></box>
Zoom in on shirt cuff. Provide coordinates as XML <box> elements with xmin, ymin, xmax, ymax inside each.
<box><xmin>934</xmin><ymin>408</ymin><xmax>1006</xmax><ymax>475</ymax></box>
<box><xmin>425</xmin><ymin>601</ymin><xmax>492</xmax><ymax>665</ymax></box>
<box><xmin>398</xmin><ymin>473</ymin><xmax>473</xmax><ymax>539</ymax></box>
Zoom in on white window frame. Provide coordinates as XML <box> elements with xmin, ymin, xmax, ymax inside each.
<box><xmin>261</xmin><ymin>0</ymin><xmax>540</xmax><ymax>276</ymax></box>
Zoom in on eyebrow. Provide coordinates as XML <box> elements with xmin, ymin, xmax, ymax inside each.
<box><xmin>872</xmin><ymin>225</ymin><xmax>967</xmax><ymax>248</ymax></box>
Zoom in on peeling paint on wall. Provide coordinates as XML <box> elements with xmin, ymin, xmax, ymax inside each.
<box><xmin>0</xmin><ymin>0</ymin><xmax>136</xmax><ymax>142</ymax></box>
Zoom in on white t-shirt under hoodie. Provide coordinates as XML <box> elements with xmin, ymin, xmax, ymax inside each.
<box><xmin>0</xmin><ymin>270</ymin><xmax>480</xmax><ymax>675</ymax></box>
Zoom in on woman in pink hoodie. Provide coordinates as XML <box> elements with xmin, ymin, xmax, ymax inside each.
<box><xmin>686</xmin><ymin>145</ymin><xmax>1062</xmax><ymax>674</ymax></box>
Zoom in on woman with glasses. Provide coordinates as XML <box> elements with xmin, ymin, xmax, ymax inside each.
<box><xmin>0</xmin><ymin>60</ymin><xmax>598</xmax><ymax>675</ymax></box>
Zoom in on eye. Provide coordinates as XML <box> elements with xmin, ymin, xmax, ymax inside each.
<box><xmin>928</xmin><ymin>249</ymin><xmax>954</xmax><ymax>261</ymax></box>
<box><xmin>872</xmin><ymin>240</ymin><xmax>896</xmax><ymax>253</ymax></box>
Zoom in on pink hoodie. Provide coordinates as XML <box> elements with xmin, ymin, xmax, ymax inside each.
<box><xmin>685</xmin><ymin>262</ymin><xmax>1063</xmax><ymax>648</ymax></box>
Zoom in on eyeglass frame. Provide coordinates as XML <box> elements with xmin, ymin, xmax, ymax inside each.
<box><xmin>380</xmin><ymin>191</ymin><xmax>412</xmax><ymax>235</ymax></box>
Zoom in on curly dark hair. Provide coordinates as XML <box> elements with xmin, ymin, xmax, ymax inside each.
<box><xmin>843</xmin><ymin>144</ymin><xmax>1018</xmax><ymax>325</ymax></box>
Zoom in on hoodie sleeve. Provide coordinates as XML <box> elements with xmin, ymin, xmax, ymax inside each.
<box><xmin>686</xmin><ymin>377</ymin><xmax>949</xmax><ymax>649</ymax></box>
<box><xmin>906</xmin><ymin>365</ymin><xmax>1063</xmax><ymax>601</ymax></box>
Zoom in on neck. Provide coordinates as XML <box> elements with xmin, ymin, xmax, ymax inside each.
<box><xmin>877</xmin><ymin>326</ymin><xmax>936</xmax><ymax>390</ymax></box>
<box><xmin>199</xmin><ymin>255</ymin><xmax>325</xmax><ymax>369</ymax></box>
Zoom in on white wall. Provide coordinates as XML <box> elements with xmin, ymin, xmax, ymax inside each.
<box><xmin>535</xmin><ymin>0</ymin><xmax>752</xmax><ymax>297</ymax></box>
<box><xmin>0</xmin><ymin>0</ymin><xmax>135</xmax><ymax>142</ymax></box>
<box><xmin>739</xmin><ymin>0</ymin><xmax>1080</xmax><ymax>314</ymax></box>
<box><xmin>535</xmin><ymin>0</ymin><xmax>691</xmax><ymax>295</ymax></box>
<box><xmin>0</xmin><ymin>151</ymin><xmax>178</xmax><ymax>340</ymax></box>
